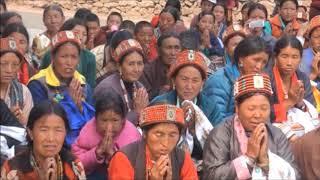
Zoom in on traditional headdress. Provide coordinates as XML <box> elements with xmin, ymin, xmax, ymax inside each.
<box><xmin>139</xmin><ymin>104</ymin><xmax>185</xmax><ymax>128</ymax></box>
<box><xmin>234</xmin><ymin>73</ymin><xmax>273</xmax><ymax>100</ymax></box>
<box><xmin>168</xmin><ymin>50</ymin><xmax>208</xmax><ymax>79</ymax></box>
<box><xmin>51</xmin><ymin>30</ymin><xmax>81</xmax><ymax>52</ymax></box>
<box><xmin>0</xmin><ymin>37</ymin><xmax>25</xmax><ymax>62</ymax></box>
<box><xmin>111</xmin><ymin>39</ymin><xmax>144</xmax><ymax>62</ymax></box>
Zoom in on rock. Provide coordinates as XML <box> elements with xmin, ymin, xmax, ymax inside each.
<box><xmin>182</xmin><ymin>7</ymin><xmax>193</xmax><ymax>16</ymax></box>
<box><xmin>93</xmin><ymin>1</ymin><xmax>103</xmax><ymax>8</ymax></box>
<box><xmin>140</xmin><ymin>1</ymin><xmax>154</xmax><ymax>8</ymax></box>
<box><xmin>104</xmin><ymin>2</ymin><xmax>118</xmax><ymax>8</ymax></box>
<box><xmin>185</xmin><ymin>1</ymin><xmax>193</xmax><ymax>7</ymax></box>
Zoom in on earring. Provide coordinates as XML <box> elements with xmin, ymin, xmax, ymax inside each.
<box><xmin>239</xmin><ymin>63</ymin><xmax>243</xmax><ymax>67</ymax></box>
<box><xmin>172</xmin><ymin>84</ymin><xmax>176</xmax><ymax>90</ymax></box>
<box><xmin>119</xmin><ymin>69</ymin><xmax>122</xmax><ymax>76</ymax></box>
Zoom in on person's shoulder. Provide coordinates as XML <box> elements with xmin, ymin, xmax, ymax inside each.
<box><xmin>268</xmin><ymin>123</ymin><xmax>288</xmax><ymax>140</ymax></box>
<box><xmin>122</xmin><ymin>120</ymin><xmax>140</xmax><ymax>136</ymax></box>
<box><xmin>90</xmin><ymin>44</ymin><xmax>105</xmax><ymax>54</ymax></box>
<box><xmin>206</xmin><ymin>67</ymin><xmax>230</xmax><ymax>86</ymax></box>
<box><xmin>5</xmin><ymin>149</ymin><xmax>33</xmax><ymax>172</ymax></box>
<box><xmin>96</xmin><ymin>73</ymin><xmax>119</xmax><ymax>87</ymax></box>
<box><xmin>293</xmin><ymin>128</ymin><xmax>320</xmax><ymax>147</ymax></box>
<box><xmin>150</xmin><ymin>90</ymin><xmax>175</xmax><ymax>105</ymax></box>
<box><xmin>269</xmin><ymin>15</ymin><xmax>281</xmax><ymax>26</ymax></box>
<box><xmin>82</xmin><ymin>49</ymin><xmax>96</xmax><ymax>59</ymax></box>
<box><xmin>208</xmin><ymin>117</ymin><xmax>233</xmax><ymax>139</ymax></box>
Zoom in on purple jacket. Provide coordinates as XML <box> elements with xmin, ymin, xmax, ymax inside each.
<box><xmin>71</xmin><ymin>118</ymin><xmax>141</xmax><ymax>174</ymax></box>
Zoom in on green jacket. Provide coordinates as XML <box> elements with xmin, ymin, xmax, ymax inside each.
<box><xmin>40</xmin><ymin>49</ymin><xmax>96</xmax><ymax>88</ymax></box>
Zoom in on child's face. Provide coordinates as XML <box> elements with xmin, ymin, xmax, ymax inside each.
<box><xmin>201</xmin><ymin>0</ymin><xmax>214</xmax><ymax>13</ymax></box>
<box><xmin>135</xmin><ymin>26</ymin><xmax>154</xmax><ymax>46</ymax></box>
<box><xmin>198</xmin><ymin>15</ymin><xmax>214</xmax><ymax>32</ymax></box>
<box><xmin>107</xmin><ymin>15</ymin><xmax>121</xmax><ymax>29</ymax></box>
<box><xmin>87</xmin><ymin>21</ymin><xmax>100</xmax><ymax>39</ymax></box>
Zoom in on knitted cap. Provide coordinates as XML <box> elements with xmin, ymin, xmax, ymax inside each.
<box><xmin>0</xmin><ymin>37</ymin><xmax>25</xmax><ymax>62</ymax></box>
<box><xmin>51</xmin><ymin>31</ymin><xmax>81</xmax><ymax>52</ymax></box>
<box><xmin>111</xmin><ymin>39</ymin><xmax>144</xmax><ymax>62</ymax></box>
<box><xmin>168</xmin><ymin>50</ymin><xmax>208</xmax><ymax>79</ymax></box>
<box><xmin>139</xmin><ymin>104</ymin><xmax>185</xmax><ymax>128</ymax></box>
<box><xmin>308</xmin><ymin>15</ymin><xmax>320</xmax><ymax>38</ymax></box>
<box><xmin>234</xmin><ymin>73</ymin><xmax>273</xmax><ymax>100</ymax></box>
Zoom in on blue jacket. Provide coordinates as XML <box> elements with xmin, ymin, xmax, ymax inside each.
<box><xmin>151</xmin><ymin>90</ymin><xmax>223</xmax><ymax>126</ymax></box>
<box><xmin>28</xmin><ymin>66</ymin><xmax>95</xmax><ymax>147</ymax></box>
<box><xmin>202</xmin><ymin>64</ymin><xmax>240</xmax><ymax>125</ymax></box>
<box><xmin>300</xmin><ymin>48</ymin><xmax>314</xmax><ymax>76</ymax></box>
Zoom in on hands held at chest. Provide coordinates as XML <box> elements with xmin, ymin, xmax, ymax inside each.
<box><xmin>69</xmin><ymin>78</ymin><xmax>83</xmax><ymax>112</ymax></box>
<box><xmin>149</xmin><ymin>155</ymin><xmax>172</xmax><ymax>180</ymax></box>
<box><xmin>285</xmin><ymin>80</ymin><xmax>305</xmax><ymax>111</ymax></box>
<box><xmin>96</xmin><ymin>125</ymin><xmax>115</xmax><ymax>162</ymax></box>
<box><xmin>246</xmin><ymin>124</ymin><xmax>269</xmax><ymax>171</ymax></box>
<box><xmin>201</xmin><ymin>29</ymin><xmax>211</xmax><ymax>49</ymax></box>
<box><xmin>133</xmin><ymin>88</ymin><xmax>149</xmax><ymax>114</ymax></box>
<box><xmin>38</xmin><ymin>157</ymin><xmax>58</xmax><ymax>180</ymax></box>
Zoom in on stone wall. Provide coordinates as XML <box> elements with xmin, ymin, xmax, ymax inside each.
<box><xmin>10</xmin><ymin>0</ymin><xmax>311</xmax><ymax>23</ymax></box>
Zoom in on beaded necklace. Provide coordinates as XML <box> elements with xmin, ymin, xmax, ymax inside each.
<box><xmin>119</xmin><ymin>78</ymin><xmax>137</xmax><ymax>112</ymax></box>
<box><xmin>30</xmin><ymin>152</ymin><xmax>63</xmax><ymax>180</ymax></box>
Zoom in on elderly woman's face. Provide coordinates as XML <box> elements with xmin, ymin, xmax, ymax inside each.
<box><xmin>120</xmin><ymin>51</ymin><xmax>144</xmax><ymax>82</ymax></box>
<box><xmin>96</xmin><ymin>110</ymin><xmax>124</xmax><ymax>138</ymax></box>
<box><xmin>174</xmin><ymin>66</ymin><xmax>204</xmax><ymax>101</ymax></box>
<box><xmin>0</xmin><ymin>52</ymin><xmax>20</xmax><ymax>84</ymax></box>
<box><xmin>53</xmin><ymin>42</ymin><xmax>80</xmax><ymax>80</ymax></box>
<box><xmin>145</xmin><ymin>123</ymin><xmax>180</xmax><ymax>160</ymax></box>
<box><xmin>311</xmin><ymin>27</ymin><xmax>320</xmax><ymax>52</ymax></box>
<box><xmin>159</xmin><ymin>37</ymin><xmax>181</xmax><ymax>65</ymax></box>
<box><xmin>28</xmin><ymin>114</ymin><xmax>66</xmax><ymax>158</ymax></box>
<box><xmin>276</xmin><ymin>46</ymin><xmax>301</xmax><ymax>78</ymax></box>
<box><xmin>239</xmin><ymin>52</ymin><xmax>269</xmax><ymax>75</ymax></box>
<box><xmin>236</xmin><ymin>94</ymin><xmax>270</xmax><ymax>132</ymax></box>
<box><xmin>159</xmin><ymin>12</ymin><xmax>175</xmax><ymax>33</ymax></box>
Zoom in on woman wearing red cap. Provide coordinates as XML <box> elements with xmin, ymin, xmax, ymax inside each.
<box><xmin>94</xmin><ymin>31</ymin><xmax>149</xmax><ymax>126</ymax></box>
<box><xmin>108</xmin><ymin>104</ymin><xmax>198</xmax><ymax>180</ymax></box>
<box><xmin>0</xmin><ymin>37</ymin><xmax>33</xmax><ymax>126</ymax></box>
<box><xmin>151</xmin><ymin>50</ymin><xmax>221</xmax><ymax>174</ymax></box>
<box><xmin>152</xmin><ymin>50</ymin><xmax>222</xmax><ymax>124</ymax></box>
<box><xmin>28</xmin><ymin>31</ymin><xmax>95</xmax><ymax>147</ymax></box>
<box><xmin>203</xmin><ymin>73</ymin><xmax>300</xmax><ymax>179</ymax></box>
<box><xmin>0</xmin><ymin>37</ymin><xmax>32</xmax><ymax>164</ymax></box>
